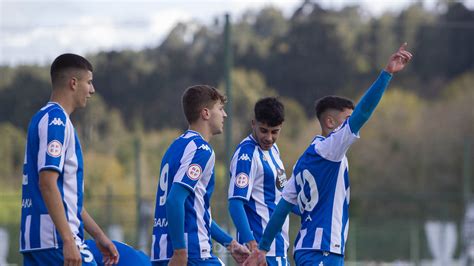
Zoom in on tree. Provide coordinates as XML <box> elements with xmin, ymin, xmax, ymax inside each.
<box><xmin>0</xmin><ymin>123</ymin><xmax>25</xmax><ymax>184</ymax></box>
<box><xmin>414</xmin><ymin>2</ymin><xmax>474</xmax><ymax>85</ymax></box>
<box><xmin>0</xmin><ymin>66</ymin><xmax>50</xmax><ymax>129</ymax></box>
<box><xmin>264</xmin><ymin>2</ymin><xmax>355</xmax><ymax>112</ymax></box>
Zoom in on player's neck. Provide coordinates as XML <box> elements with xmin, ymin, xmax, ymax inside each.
<box><xmin>321</xmin><ymin>127</ymin><xmax>332</xmax><ymax>137</ymax></box>
<box><xmin>50</xmin><ymin>90</ymin><xmax>75</xmax><ymax>115</ymax></box>
<box><xmin>188</xmin><ymin>124</ymin><xmax>211</xmax><ymax>142</ymax></box>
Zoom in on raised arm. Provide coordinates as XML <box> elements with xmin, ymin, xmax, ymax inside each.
<box><xmin>349</xmin><ymin>43</ymin><xmax>413</xmax><ymax>134</ymax></box>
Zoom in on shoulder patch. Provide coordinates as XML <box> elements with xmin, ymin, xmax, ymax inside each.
<box><xmin>186</xmin><ymin>164</ymin><xmax>202</xmax><ymax>180</ymax></box>
<box><xmin>47</xmin><ymin>140</ymin><xmax>62</xmax><ymax>157</ymax></box>
<box><xmin>235</xmin><ymin>172</ymin><xmax>249</xmax><ymax>188</ymax></box>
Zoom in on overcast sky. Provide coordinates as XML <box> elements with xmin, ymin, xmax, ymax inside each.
<box><xmin>1</xmin><ymin>0</ymin><xmax>472</xmax><ymax>66</ymax></box>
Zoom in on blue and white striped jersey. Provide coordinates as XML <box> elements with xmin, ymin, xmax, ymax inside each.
<box><xmin>20</xmin><ymin>102</ymin><xmax>85</xmax><ymax>252</ymax></box>
<box><xmin>282</xmin><ymin>120</ymin><xmax>359</xmax><ymax>255</ymax></box>
<box><xmin>151</xmin><ymin>130</ymin><xmax>216</xmax><ymax>261</ymax></box>
<box><xmin>228</xmin><ymin>135</ymin><xmax>289</xmax><ymax>257</ymax></box>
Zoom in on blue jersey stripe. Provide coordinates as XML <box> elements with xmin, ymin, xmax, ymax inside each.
<box><xmin>75</xmin><ymin>133</ymin><xmax>84</xmax><ymax>241</ymax></box>
<box><xmin>44</xmin><ymin>109</ymin><xmax>66</xmax><ymax>169</ymax></box>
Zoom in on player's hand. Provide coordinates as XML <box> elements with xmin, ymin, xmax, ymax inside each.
<box><xmin>169</xmin><ymin>249</ymin><xmax>187</xmax><ymax>266</ymax></box>
<box><xmin>243</xmin><ymin>249</ymin><xmax>267</xmax><ymax>266</ymax></box>
<box><xmin>63</xmin><ymin>239</ymin><xmax>82</xmax><ymax>266</ymax></box>
<box><xmin>228</xmin><ymin>239</ymin><xmax>251</xmax><ymax>264</ymax></box>
<box><xmin>95</xmin><ymin>235</ymin><xmax>119</xmax><ymax>265</ymax></box>
<box><xmin>384</xmin><ymin>42</ymin><xmax>413</xmax><ymax>74</ymax></box>
<box><xmin>246</xmin><ymin>240</ymin><xmax>258</xmax><ymax>253</ymax></box>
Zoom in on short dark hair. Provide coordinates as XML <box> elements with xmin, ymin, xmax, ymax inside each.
<box><xmin>50</xmin><ymin>53</ymin><xmax>93</xmax><ymax>85</ymax></box>
<box><xmin>254</xmin><ymin>97</ymin><xmax>285</xmax><ymax>127</ymax></box>
<box><xmin>182</xmin><ymin>85</ymin><xmax>227</xmax><ymax>124</ymax></box>
<box><xmin>315</xmin><ymin>96</ymin><xmax>354</xmax><ymax>120</ymax></box>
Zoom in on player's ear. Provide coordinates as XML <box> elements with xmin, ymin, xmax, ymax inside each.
<box><xmin>201</xmin><ymin>107</ymin><xmax>210</xmax><ymax>120</ymax></box>
<box><xmin>68</xmin><ymin>76</ymin><xmax>78</xmax><ymax>91</ymax></box>
<box><xmin>325</xmin><ymin>115</ymin><xmax>336</xmax><ymax>130</ymax></box>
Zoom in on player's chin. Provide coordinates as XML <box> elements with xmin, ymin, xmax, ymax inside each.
<box><xmin>261</xmin><ymin>143</ymin><xmax>273</xmax><ymax>150</ymax></box>
<box><xmin>213</xmin><ymin>128</ymin><xmax>223</xmax><ymax>135</ymax></box>
<box><xmin>81</xmin><ymin>98</ymin><xmax>90</xmax><ymax>107</ymax></box>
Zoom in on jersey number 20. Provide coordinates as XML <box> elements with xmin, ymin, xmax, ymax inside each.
<box><xmin>295</xmin><ymin>170</ymin><xmax>319</xmax><ymax>213</ymax></box>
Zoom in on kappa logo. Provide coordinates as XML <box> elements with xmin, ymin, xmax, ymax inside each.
<box><xmin>198</xmin><ymin>144</ymin><xmax>211</xmax><ymax>151</ymax></box>
<box><xmin>49</xmin><ymin>117</ymin><xmax>65</xmax><ymax>126</ymax></box>
<box><xmin>319</xmin><ymin>262</ymin><xmax>324</xmax><ymax>266</ymax></box>
<box><xmin>238</xmin><ymin>153</ymin><xmax>251</xmax><ymax>161</ymax></box>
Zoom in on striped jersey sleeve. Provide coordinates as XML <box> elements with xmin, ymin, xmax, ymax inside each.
<box><xmin>172</xmin><ymin>138</ymin><xmax>214</xmax><ymax>191</ymax></box>
<box><xmin>228</xmin><ymin>143</ymin><xmax>258</xmax><ymax>201</ymax></box>
<box><xmin>314</xmin><ymin>120</ymin><xmax>359</xmax><ymax>162</ymax></box>
<box><xmin>38</xmin><ymin>107</ymin><xmax>69</xmax><ymax>173</ymax></box>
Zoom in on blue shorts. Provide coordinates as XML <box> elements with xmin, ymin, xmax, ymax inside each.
<box><xmin>23</xmin><ymin>246</ymin><xmax>97</xmax><ymax>266</ymax></box>
<box><xmin>294</xmin><ymin>250</ymin><xmax>344</xmax><ymax>266</ymax></box>
<box><xmin>151</xmin><ymin>260</ymin><xmax>169</xmax><ymax>266</ymax></box>
<box><xmin>85</xmin><ymin>239</ymin><xmax>150</xmax><ymax>266</ymax></box>
<box><xmin>152</xmin><ymin>256</ymin><xmax>224</xmax><ymax>266</ymax></box>
<box><xmin>266</xmin><ymin>256</ymin><xmax>289</xmax><ymax>266</ymax></box>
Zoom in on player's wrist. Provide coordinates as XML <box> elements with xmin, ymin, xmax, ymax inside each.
<box><xmin>92</xmin><ymin>232</ymin><xmax>108</xmax><ymax>243</ymax></box>
<box><xmin>246</xmin><ymin>240</ymin><xmax>258</xmax><ymax>252</ymax></box>
<box><xmin>382</xmin><ymin>68</ymin><xmax>394</xmax><ymax>75</ymax></box>
<box><xmin>258</xmin><ymin>242</ymin><xmax>270</xmax><ymax>253</ymax></box>
<box><xmin>173</xmin><ymin>248</ymin><xmax>187</xmax><ymax>255</ymax></box>
<box><xmin>226</xmin><ymin>239</ymin><xmax>237</xmax><ymax>250</ymax></box>
<box><xmin>61</xmin><ymin>233</ymin><xmax>76</xmax><ymax>245</ymax></box>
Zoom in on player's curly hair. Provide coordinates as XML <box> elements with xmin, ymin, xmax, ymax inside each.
<box><xmin>315</xmin><ymin>96</ymin><xmax>354</xmax><ymax>120</ymax></box>
<box><xmin>254</xmin><ymin>97</ymin><xmax>285</xmax><ymax>127</ymax></box>
<box><xmin>182</xmin><ymin>85</ymin><xmax>227</xmax><ymax>124</ymax></box>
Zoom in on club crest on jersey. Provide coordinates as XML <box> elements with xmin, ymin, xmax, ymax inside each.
<box><xmin>275</xmin><ymin>168</ymin><xmax>287</xmax><ymax>191</ymax></box>
<box><xmin>187</xmin><ymin>164</ymin><xmax>202</xmax><ymax>180</ymax></box>
<box><xmin>49</xmin><ymin>117</ymin><xmax>65</xmax><ymax>126</ymax></box>
<box><xmin>198</xmin><ymin>144</ymin><xmax>211</xmax><ymax>151</ymax></box>
<box><xmin>238</xmin><ymin>153</ymin><xmax>251</xmax><ymax>161</ymax></box>
<box><xmin>47</xmin><ymin>140</ymin><xmax>62</xmax><ymax>157</ymax></box>
<box><xmin>235</xmin><ymin>172</ymin><xmax>249</xmax><ymax>188</ymax></box>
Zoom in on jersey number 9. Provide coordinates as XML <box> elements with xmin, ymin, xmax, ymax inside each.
<box><xmin>159</xmin><ymin>164</ymin><xmax>170</xmax><ymax>206</ymax></box>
